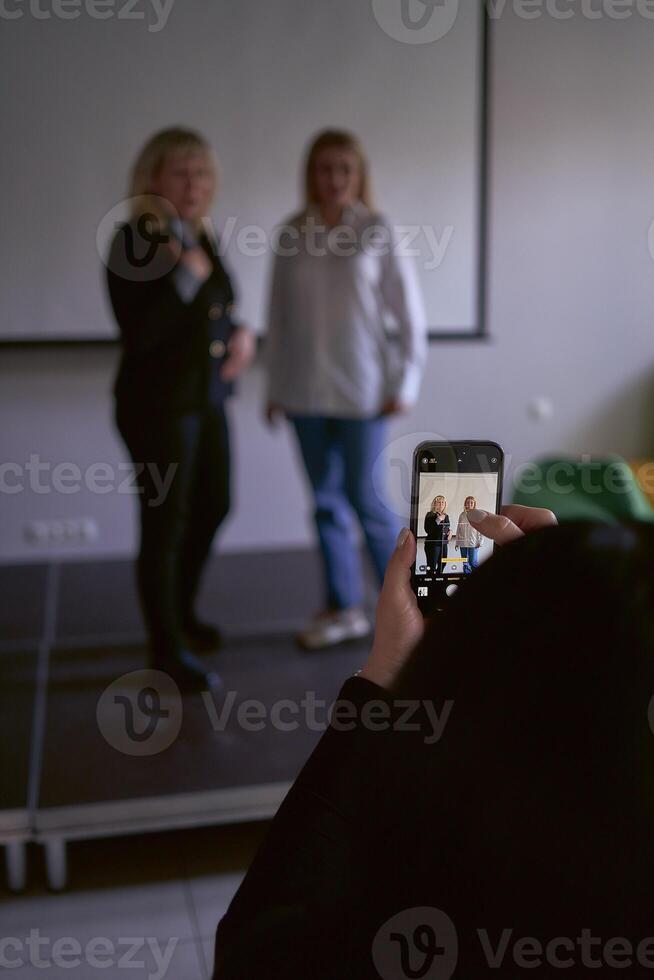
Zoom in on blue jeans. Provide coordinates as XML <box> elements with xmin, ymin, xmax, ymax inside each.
<box><xmin>460</xmin><ymin>546</ymin><xmax>479</xmax><ymax>575</ymax></box>
<box><xmin>290</xmin><ymin>415</ymin><xmax>401</xmax><ymax>610</ymax></box>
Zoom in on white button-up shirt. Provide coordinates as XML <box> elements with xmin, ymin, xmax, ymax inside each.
<box><xmin>265</xmin><ymin>201</ymin><xmax>427</xmax><ymax>419</ymax></box>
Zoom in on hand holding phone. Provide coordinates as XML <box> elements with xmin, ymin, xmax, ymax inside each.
<box><xmin>362</xmin><ymin>501</ymin><xmax>555</xmax><ymax>690</ymax></box>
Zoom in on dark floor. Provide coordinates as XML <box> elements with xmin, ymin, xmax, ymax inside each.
<box><xmin>0</xmin><ymin>549</ymin><xmax>376</xmax><ymax>976</ymax></box>
<box><xmin>0</xmin><ymin>548</ymin><xmax>375</xmax><ymax>888</ymax></box>
<box><xmin>40</xmin><ymin>633</ymin><xmax>368</xmax><ymax>809</ymax></box>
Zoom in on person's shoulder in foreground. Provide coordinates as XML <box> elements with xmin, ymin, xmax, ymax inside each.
<box><xmin>212</xmin><ymin>506</ymin><xmax>654</xmax><ymax>978</ymax></box>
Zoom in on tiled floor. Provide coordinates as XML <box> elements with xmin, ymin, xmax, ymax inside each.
<box><xmin>0</xmin><ymin>822</ymin><xmax>270</xmax><ymax>978</ymax></box>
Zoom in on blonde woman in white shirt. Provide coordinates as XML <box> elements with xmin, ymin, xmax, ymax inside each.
<box><xmin>456</xmin><ymin>496</ymin><xmax>484</xmax><ymax>574</ymax></box>
<box><xmin>266</xmin><ymin>129</ymin><xmax>427</xmax><ymax>650</ymax></box>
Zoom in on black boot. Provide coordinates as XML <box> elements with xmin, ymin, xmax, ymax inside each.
<box><xmin>182</xmin><ymin>615</ymin><xmax>223</xmax><ymax>652</ymax></box>
<box><xmin>152</xmin><ymin>649</ymin><xmax>222</xmax><ymax>694</ymax></box>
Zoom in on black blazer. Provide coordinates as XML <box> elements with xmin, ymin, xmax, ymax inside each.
<box><xmin>424</xmin><ymin>510</ymin><xmax>450</xmax><ymax>544</ymax></box>
<box><xmin>107</xmin><ymin>220</ymin><xmax>237</xmax><ymax>416</ymax></box>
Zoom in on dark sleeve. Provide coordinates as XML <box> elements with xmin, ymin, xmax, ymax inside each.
<box><xmin>105</xmin><ymin>224</ymin><xmax>214</xmax><ymax>357</ymax></box>
<box><xmin>211</xmin><ymin>676</ymin><xmax>436</xmax><ymax>979</ymax></box>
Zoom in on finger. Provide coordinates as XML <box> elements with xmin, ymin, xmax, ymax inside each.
<box><xmin>501</xmin><ymin>504</ymin><xmax>558</xmax><ymax>532</ymax></box>
<box><xmin>382</xmin><ymin>528</ymin><xmax>417</xmax><ymax>590</ymax></box>
<box><xmin>467</xmin><ymin>508</ymin><xmax>523</xmax><ymax>546</ymax></box>
<box><xmin>220</xmin><ymin>357</ymin><xmax>239</xmax><ymax>381</ymax></box>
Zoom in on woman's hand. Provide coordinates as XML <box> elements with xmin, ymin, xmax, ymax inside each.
<box><xmin>220</xmin><ymin>326</ymin><xmax>256</xmax><ymax>381</ymax></box>
<box><xmin>360</xmin><ymin>528</ymin><xmax>424</xmax><ymax>691</ymax></box>
<box><xmin>467</xmin><ymin>504</ymin><xmax>557</xmax><ymax>543</ymax></box>
<box><xmin>266</xmin><ymin>403</ymin><xmax>286</xmax><ymax>426</ymax></box>
<box><xmin>179</xmin><ymin>245</ymin><xmax>212</xmax><ymax>283</ymax></box>
<box><xmin>360</xmin><ymin>505</ymin><xmax>558</xmax><ymax>690</ymax></box>
<box><xmin>380</xmin><ymin>398</ymin><xmax>410</xmax><ymax>417</ymax></box>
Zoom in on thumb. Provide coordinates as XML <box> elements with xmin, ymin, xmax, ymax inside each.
<box><xmin>467</xmin><ymin>508</ymin><xmax>523</xmax><ymax>546</ymax></box>
<box><xmin>382</xmin><ymin>527</ymin><xmax>417</xmax><ymax>589</ymax></box>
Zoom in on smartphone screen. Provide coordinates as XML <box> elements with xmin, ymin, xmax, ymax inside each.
<box><xmin>410</xmin><ymin>441</ymin><xmax>504</xmax><ymax>615</ymax></box>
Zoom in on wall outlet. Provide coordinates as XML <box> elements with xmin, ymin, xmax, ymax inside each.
<box><xmin>23</xmin><ymin>517</ymin><xmax>99</xmax><ymax>546</ymax></box>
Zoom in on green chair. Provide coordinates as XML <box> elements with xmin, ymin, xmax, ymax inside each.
<box><xmin>511</xmin><ymin>456</ymin><xmax>654</xmax><ymax>523</ymax></box>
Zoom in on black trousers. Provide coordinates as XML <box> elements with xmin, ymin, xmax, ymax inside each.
<box><xmin>116</xmin><ymin>402</ymin><xmax>231</xmax><ymax>660</ymax></box>
<box><xmin>425</xmin><ymin>540</ymin><xmax>448</xmax><ymax>575</ymax></box>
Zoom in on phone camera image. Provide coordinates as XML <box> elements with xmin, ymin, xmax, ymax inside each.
<box><xmin>412</xmin><ymin>445</ymin><xmax>503</xmax><ymax>602</ymax></box>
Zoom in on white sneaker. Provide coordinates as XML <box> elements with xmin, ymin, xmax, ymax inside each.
<box><xmin>297</xmin><ymin>607</ymin><xmax>371</xmax><ymax>650</ymax></box>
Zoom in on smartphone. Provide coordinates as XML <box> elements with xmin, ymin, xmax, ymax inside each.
<box><xmin>410</xmin><ymin>441</ymin><xmax>504</xmax><ymax>615</ymax></box>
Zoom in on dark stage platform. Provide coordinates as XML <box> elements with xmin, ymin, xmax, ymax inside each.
<box><xmin>0</xmin><ymin>551</ymin><xmax>373</xmax><ymax>890</ymax></box>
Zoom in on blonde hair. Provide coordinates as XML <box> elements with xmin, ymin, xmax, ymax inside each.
<box><xmin>128</xmin><ymin>127</ymin><xmax>218</xmax><ymax>227</ymax></box>
<box><xmin>464</xmin><ymin>496</ymin><xmax>477</xmax><ymax>510</ymax></box>
<box><xmin>303</xmin><ymin>129</ymin><xmax>373</xmax><ymax>210</ymax></box>
<box><xmin>431</xmin><ymin>496</ymin><xmax>447</xmax><ymax>514</ymax></box>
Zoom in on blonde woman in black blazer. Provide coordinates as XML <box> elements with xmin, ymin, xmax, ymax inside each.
<box><xmin>106</xmin><ymin>127</ymin><xmax>255</xmax><ymax>691</ymax></box>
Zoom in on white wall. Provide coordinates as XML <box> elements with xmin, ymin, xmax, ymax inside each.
<box><xmin>2</xmin><ymin>7</ymin><xmax>654</xmax><ymax>563</ymax></box>
<box><xmin>0</xmin><ymin>0</ymin><xmax>482</xmax><ymax>339</ymax></box>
